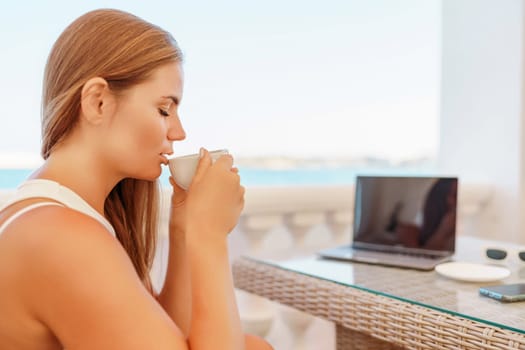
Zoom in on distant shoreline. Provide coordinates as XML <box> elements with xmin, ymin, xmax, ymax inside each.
<box><xmin>235</xmin><ymin>156</ymin><xmax>435</xmax><ymax>170</ymax></box>
<box><xmin>0</xmin><ymin>152</ymin><xmax>435</xmax><ymax>170</ymax></box>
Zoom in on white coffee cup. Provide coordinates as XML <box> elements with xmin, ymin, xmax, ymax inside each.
<box><xmin>168</xmin><ymin>149</ymin><xmax>229</xmax><ymax>190</ymax></box>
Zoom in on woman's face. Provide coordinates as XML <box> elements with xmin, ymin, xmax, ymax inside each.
<box><xmin>104</xmin><ymin>62</ymin><xmax>185</xmax><ymax>180</ymax></box>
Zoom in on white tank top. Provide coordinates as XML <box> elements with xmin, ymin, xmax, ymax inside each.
<box><xmin>0</xmin><ymin>179</ymin><xmax>116</xmax><ymax>236</ymax></box>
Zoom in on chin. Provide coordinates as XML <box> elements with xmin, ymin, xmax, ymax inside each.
<box><xmin>146</xmin><ymin>170</ymin><xmax>163</xmax><ymax>181</ymax></box>
<box><xmin>140</xmin><ymin>175</ymin><xmax>160</xmax><ymax>182</ymax></box>
<box><xmin>132</xmin><ymin>168</ymin><xmax>163</xmax><ymax>182</ymax></box>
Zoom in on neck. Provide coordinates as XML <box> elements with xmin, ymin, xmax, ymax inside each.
<box><xmin>31</xmin><ymin>146</ymin><xmax>122</xmax><ymax>215</ymax></box>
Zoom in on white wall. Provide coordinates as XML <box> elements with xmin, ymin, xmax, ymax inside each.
<box><xmin>439</xmin><ymin>0</ymin><xmax>525</xmax><ymax>243</ymax></box>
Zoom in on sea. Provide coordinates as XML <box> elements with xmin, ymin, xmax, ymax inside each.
<box><xmin>0</xmin><ymin>165</ymin><xmax>435</xmax><ymax>189</ymax></box>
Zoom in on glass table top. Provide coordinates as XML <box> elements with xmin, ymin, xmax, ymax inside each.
<box><xmin>248</xmin><ymin>236</ymin><xmax>525</xmax><ymax>334</ymax></box>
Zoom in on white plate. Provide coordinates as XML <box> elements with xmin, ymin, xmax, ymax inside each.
<box><xmin>435</xmin><ymin>262</ymin><xmax>510</xmax><ymax>282</ymax></box>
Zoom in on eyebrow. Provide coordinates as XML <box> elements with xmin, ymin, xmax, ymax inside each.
<box><xmin>162</xmin><ymin>95</ymin><xmax>180</xmax><ymax>105</ymax></box>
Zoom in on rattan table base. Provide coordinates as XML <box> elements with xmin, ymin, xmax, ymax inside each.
<box><xmin>233</xmin><ymin>257</ymin><xmax>525</xmax><ymax>350</ymax></box>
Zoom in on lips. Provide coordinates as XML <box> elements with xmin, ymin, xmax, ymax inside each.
<box><xmin>159</xmin><ymin>154</ymin><xmax>170</xmax><ymax>165</ymax></box>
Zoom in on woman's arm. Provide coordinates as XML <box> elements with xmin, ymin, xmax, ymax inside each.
<box><xmin>156</xmin><ymin>151</ymin><xmax>245</xmax><ymax>348</ymax></box>
<box><xmin>156</xmin><ymin>177</ymin><xmax>192</xmax><ymax>336</ymax></box>
<box><xmin>187</xmin><ymin>236</ymin><xmax>243</xmax><ymax>349</ymax></box>
<box><xmin>157</xmin><ymin>225</ymin><xmax>192</xmax><ymax>337</ymax></box>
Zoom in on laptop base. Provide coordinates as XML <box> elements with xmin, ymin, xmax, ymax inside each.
<box><xmin>318</xmin><ymin>245</ymin><xmax>451</xmax><ymax>271</ymax></box>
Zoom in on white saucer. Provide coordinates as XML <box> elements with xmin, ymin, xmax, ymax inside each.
<box><xmin>435</xmin><ymin>262</ymin><xmax>511</xmax><ymax>282</ymax></box>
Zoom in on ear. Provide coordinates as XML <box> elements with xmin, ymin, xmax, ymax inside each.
<box><xmin>80</xmin><ymin>77</ymin><xmax>112</xmax><ymax>125</ymax></box>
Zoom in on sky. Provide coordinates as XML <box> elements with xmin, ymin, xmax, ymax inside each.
<box><xmin>0</xmin><ymin>0</ymin><xmax>440</xmax><ymax>167</ymax></box>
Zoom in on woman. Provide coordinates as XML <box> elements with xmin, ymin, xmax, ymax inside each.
<box><xmin>0</xmin><ymin>9</ymin><xmax>272</xmax><ymax>350</ymax></box>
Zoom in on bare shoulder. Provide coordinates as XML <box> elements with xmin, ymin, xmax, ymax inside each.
<box><xmin>6</xmin><ymin>205</ymin><xmax>125</xmax><ymax>281</ymax></box>
<box><xmin>7</xmin><ymin>205</ymin><xmax>188</xmax><ymax>350</ymax></box>
<box><xmin>8</xmin><ymin>204</ymin><xmax>117</xmax><ymax>253</ymax></box>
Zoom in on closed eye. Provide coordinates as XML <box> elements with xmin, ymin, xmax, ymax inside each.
<box><xmin>158</xmin><ymin>108</ymin><xmax>170</xmax><ymax>117</ymax></box>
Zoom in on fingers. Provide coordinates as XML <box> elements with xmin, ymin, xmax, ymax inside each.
<box><xmin>191</xmin><ymin>148</ymin><xmax>241</xmax><ymax>190</ymax></box>
<box><xmin>214</xmin><ymin>154</ymin><xmax>234</xmax><ymax>169</ymax></box>
<box><xmin>192</xmin><ymin>148</ymin><xmax>212</xmax><ymax>184</ymax></box>
<box><xmin>215</xmin><ymin>155</ymin><xmax>240</xmax><ymax>185</ymax></box>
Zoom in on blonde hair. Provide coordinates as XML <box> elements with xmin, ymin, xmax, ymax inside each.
<box><xmin>41</xmin><ymin>9</ymin><xmax>183</xmax><ymax>288</ymax></box>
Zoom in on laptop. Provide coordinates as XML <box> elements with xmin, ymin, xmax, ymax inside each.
<box><xmin>318</xmin><ymin>175</ymin><xmax>458</xmax><ymax>270</ymax></box>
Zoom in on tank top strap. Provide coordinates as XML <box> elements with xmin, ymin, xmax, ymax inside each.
<box><xmin>0</xmin><ymin>202</ymin><xmax>64</xmax><ymax>235</ymax></box>
<box><xmin>0</xmin><ymin>179</ymin><xmax>116</xmax><ymax>237</ymax></box>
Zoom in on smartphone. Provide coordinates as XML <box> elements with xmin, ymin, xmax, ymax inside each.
<box><xmin>479</xmin><ymin>283</ymin><xmax>525</xmax><ymax>302</ymax></box>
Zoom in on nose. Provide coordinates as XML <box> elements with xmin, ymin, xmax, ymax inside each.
<box><xmin>167</xmin><ymin>114</ymin><xmax>186</xmax><ymax>141</ymax></box>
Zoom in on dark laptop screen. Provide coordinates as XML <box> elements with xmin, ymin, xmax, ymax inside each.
<box><xmin>353</xmin><ymin>176</ymin><xmax>458</xmax><ymax>254</ymax></box>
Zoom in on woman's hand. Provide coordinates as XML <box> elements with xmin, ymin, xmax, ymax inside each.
<box><xmin>185</xmin><ymin>148</ymin><xmax>245</xmax><ymax>246</ymax></box>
